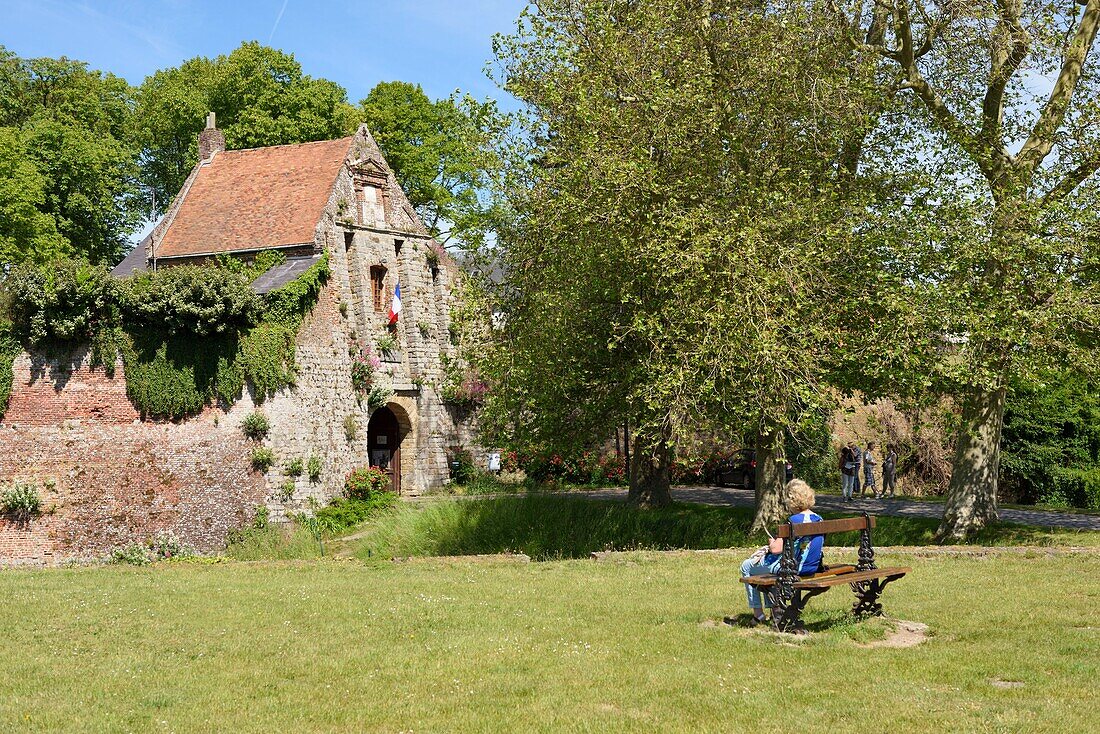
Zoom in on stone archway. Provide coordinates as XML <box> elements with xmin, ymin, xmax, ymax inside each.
<box><xmin>367</xmin><ymin>401</ymin><xmax>414</xmax><ymax>495</ymax></box>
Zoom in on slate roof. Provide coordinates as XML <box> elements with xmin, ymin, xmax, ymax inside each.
<box><xmin>110</xmin><ymin>233</ymin><xmax>152</xmax><ymax>277</ymax></box>
<box><xmin>251</xmin><ymin>254</ymin><xmax>324</xmax><ymax>295</ymax></box>
<box><xmin>155</xmin><ymin>137</ymin><xmax>354</xmax><ymax>259</ymax></box>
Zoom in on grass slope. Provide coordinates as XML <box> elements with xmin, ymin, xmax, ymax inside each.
<box><xmin>301</xmin><ymin>496</ymin><xmax>1100</xmax><ymax>562</ymax></box>
<box><xmin>1</xmin><ymin>551</ymin><xmax>1097</xmax><ymax>733</ymax></box>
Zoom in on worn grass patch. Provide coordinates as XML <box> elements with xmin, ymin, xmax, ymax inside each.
<box><xmin>0</xmin><ymin>551</ymin><xmax>1096</xmax><ymax>733</ymax></box>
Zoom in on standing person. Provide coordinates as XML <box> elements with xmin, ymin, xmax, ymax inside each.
<box><xmin>851</xmin><ymin>441</ymin><xmax>863</xmax><ymax>497</ymax></box>
<box><xmin>840</xmin><ymin>444</ymin><xmax>856</xmax><ymax>501</ymax></box>
<box><xmin>863</xmin><ymin>442</ymin><xmax>878</xmax><ymax>498</ymax></box>
<box><xmin>882</xmin><ymin>443</ymin><xmax>898</xmax><ymax>498</ymax></box>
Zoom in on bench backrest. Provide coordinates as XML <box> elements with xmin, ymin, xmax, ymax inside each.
<box><xmin>776</xmin><ymin>514</ymin><xmax>875</xmax><ymax>538</ymax></box>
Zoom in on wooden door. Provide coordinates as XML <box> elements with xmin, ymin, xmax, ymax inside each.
<box><xmin>367</xmin><ymin>407</ymin><xmax>401</xmax><ymax>494</ymax></box>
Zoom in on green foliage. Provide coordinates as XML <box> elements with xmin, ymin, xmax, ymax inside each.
<box><xmin>0</xmin><ymin>47</ymin><xmax>142</xmax><ymax>264</ymax></box>
<box><xmin>135</xmin><ymin>42</ymin><xmax>359</xmax><ymax>214</ymax></box>
<box><xmin>360</xmin><ymin>80</ymin><xmax>510</xmax><ymax>251</ymax></box>
<box><xmin>376</xmin><ymin>333</ymin><xmax>397</xmax><ymax>355</ymax></box>
<box><xmin>314</xmin><ymin>495</ymin><xmax>397</xmax><ymax>532</ymax></box>
<box><xmin>1000</xmin><ymin>375</ymin><xmax>1100</xmax><ymax>509</ymax></box>
<box><xmin>261</xmin><ymin>253</ymin><xmax>329</xmax><ymax>327</ymax></box>
<box><xmin>5</xmin><ymin>251</ymin><xmax>324</xmax><ymax>419</ymax></box>
<box><xmin>7</xmin><ymin>258</ymin><xmax>117</xmax><ymax>345</ymax></box>
<box><xmin>0</xmin><ymin>321</ymin><xmax>18</xmax><ymax>419</ymax></box>
<box><xmin>109</xmin><ymin>542</ymin><xmax>150</xmax><ymax>566</ymax></box>
<box><xmin>307</xmin><ymin>455</ymin><xmax>323</xmax><ymax>483</ymax></box>
<box><xmin>285</xmin><ymin>457</ymin><xmax>304</xmax><ymax>477</ymax></box>
<box><xmin>236</xmin><ymin>324</ymin><xmax>296</xmax><ymax>401</ymax></box>
<box><xmin>109</xmin><ymin>531</ymin><xmax>195</xmax><ymax>565</ymax></box>
<box><xmin>1</xmin><ymin>481</ymin><xmax>42</xmax><ymax>522</ymax></box>
<box><xmin>448</xmin><ymin>448</ymin><xmax>480</xmax><ymax>485</ymax></box>
<box><xmin>120</xmin><ymin>328</ymin><xmax>242</xmax><ymax>418</ymax></box>
<box><xmin>343</xmin><ymin>414</ymin><xmax>358</xmax><ymax>442</ymax></box>
<box><xmin>240</xmin><ymin>411</ymin><xmax>270</xmax><ymax>441</ymax></box>
<box><xmin>344</xmin><ymin>466</ymin><xmax>391</xmax><ymax>500</ymax></box>
<box><xmin>278</xmin><ymin>480</ymin><xmax>295</xmax><ymax>502</ymax></box>
<box><xmin>366</xmin><ymin>384</ymin><xmax>393</xmax><ymax>411</ymax></box>
<box><xmin>250</xmin><ymin>447</ymin><xmax>276</xmax><ymax>473</ymax></box>
<box><xmin>0</xmin><ymin>126</ymin><xmax>68</xmax><ymax>265</ymax></box>
<box><xmin>120</xmin><ymin>266</ymin><xmax>260</xmax><ymax>335</ymax></box>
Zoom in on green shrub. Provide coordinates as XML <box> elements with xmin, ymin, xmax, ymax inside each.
<box><xmin>315</xmin><ymin>495</ymin><xmax>397</xmax><ymax>532</ymax></box>
<box><xmin>307</xmin><ymin>455</ymin><xmax>323</xmax><ymax>483</ymax></box>
<box><xmin>262</xmin><ymin>254</ymin><xmax>329</xmax><ymax>327</ymax></box>
<box><xmin>1</xmin><ymin>481</ymin><xmax>41</xmax><ymax>522</ymax></box>
<box><xmin>278</xmin><ymin>480</ymin><xmax>295</xmax><ymax>502</ymax></box>
<box><xmin>1046</xmin><ymin>467</ymin><xmax>1100</xmax><ymax>510</ymax></box>
<box><xmin>110</xmin><ymin>542</ymin><xmax>150</xmax><ymax>566</ymax></box>
<box><xmin>343</xmin><ymin>414</ymin><xmax>358</xmax><ymax>442</ymax></box>
<box><xmin>376</xmin><ymin>333</ymin><xmax>398</xmax><ymax>355</ymax></box>
<box><xmin>285</xmin><ymin>457</ymin><xmax>304</xmax><ymax>477</ymax></box>
<box><xmin>449</xmin><ymin>448</ymin><xmax>480</xmax><ymax>485</ymax></box>
<box><xmin>241</xmin><ymin>411</ymin><xmax>270</xmax><ymax>440</ymax></box>
<box><xmin>0</xmin><ymin>321</ymin><xmax>20</xmax><ymax>419</ymax></box>
<box><xmin>119</xmin><ymin>266</ymin><xmax>259</xmax><ymax>336</ymax></box>
<box><xmin>344</xmin><ymin>466</ymin><xmax>391</xmax><ymax>500</ymax></box>
<box><xmin>251</xmin><ymin>447</ymin><xmax>276</xmax><ymax>472</ymax></box>
<box><xmin>237</xmin><ymin>323</ymin><xmax>296</xmax><ymax>400</ymax></box>
<box><xmin>147</xmin><ymin>531</ymin><xmax>195</xmax><ymax>560</ymax></box>
<box><xmin>7</xmin><ymin>259</ymin><xmax>118</xmax><ymax>346</ymax></box>
<box><xmin>366</xmin><ymin>384</ymin><xmax>393</xmax><ymax>410</ymax></box>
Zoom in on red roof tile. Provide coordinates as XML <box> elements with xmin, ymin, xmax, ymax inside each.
<box><xmin>155</xmin><ymin>137</ymin><xmax>354</xmax><ymax>259</ymax></box>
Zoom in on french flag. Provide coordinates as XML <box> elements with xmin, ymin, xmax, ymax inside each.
<box><xmin>388</xmin><ymin>282</ymin><xmax>402</xmax><ymax>325</ymax></box>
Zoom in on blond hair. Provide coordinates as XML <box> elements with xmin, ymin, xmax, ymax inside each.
<box><xmin>785</xmin><ymin>479</ymin><xmax>815</xmax><ymax>513</ymax></box>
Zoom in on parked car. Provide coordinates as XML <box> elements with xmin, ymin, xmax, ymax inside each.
<box><xmin>712</xmin><ymin>450</ymin><xmax>793</xmax><ymax>489</ymax></box>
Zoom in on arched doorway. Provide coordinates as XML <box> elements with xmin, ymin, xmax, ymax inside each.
<box><xmin>367</xmin><ymin>406</ymin><xmax>402</xmax><ymax>494</ymax></box>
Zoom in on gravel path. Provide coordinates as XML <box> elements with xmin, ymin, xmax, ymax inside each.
<box><xmin>567</xmin><ymin>485</ymin><xmax>1100</xmax><ymax>531</ymax></box>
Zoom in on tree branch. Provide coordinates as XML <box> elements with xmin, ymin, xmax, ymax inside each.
<box><xmin>891</xmin><ymin>0</ymin><xmax>991</xmax><ymax>177</ymax></box>
<box><xmin>980</xmin><ymin>0</ymin><xmax>1030</xmax><ymax>157</ymax></box>
<box><xmin>1017</xmin><ymin>0</ymin><xmax>1100</xmax><ymax>173</ymax></box>
<box><xmin>1041</xmin><ymin>150</ymin><xmax>1100</xmax><ymax>206</ymax></box>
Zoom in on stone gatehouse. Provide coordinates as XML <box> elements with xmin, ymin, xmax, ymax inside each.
<box><xmin>0</xmin><ymin>117</ymin><xmax>478</xmax><ymax>565</ymax></box>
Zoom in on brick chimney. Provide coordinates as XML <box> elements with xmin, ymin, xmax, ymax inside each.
<box><xmin>198</xmin><ymin>111</ymin><xmax>225</xmax><ymax>161</ymax></box>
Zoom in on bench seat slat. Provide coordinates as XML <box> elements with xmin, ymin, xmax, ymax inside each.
<box><xmin>739</xmin><ymin>564</ymin><xmax>856</xmax><ymax>587</ymax></box>
<box><xmin>793</xmin><ymin>567</ymin><xmax>910</xmax><ymax>589</ymax></box>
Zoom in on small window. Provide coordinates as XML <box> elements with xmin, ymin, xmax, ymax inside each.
<box><xmin>370</xmin><ymin>266</ymin><xmax>386</xmax><ymax>312</ymax></box>
<box><xmin>344</xmin><ymin>231</ymin><xmax>354</xmax><ymax>250</ymax></box>
<box><xmin>394</xmin><ymin>239</ymin><xmax>404</xmax><ymax>257</ymax></box>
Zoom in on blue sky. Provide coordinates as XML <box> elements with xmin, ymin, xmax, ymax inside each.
<box><xmin>2</xmin><ymin>0</ymin><xmax>528</xmax><ymax>107</ymax></box>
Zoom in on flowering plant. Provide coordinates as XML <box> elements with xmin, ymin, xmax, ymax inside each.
<box><xmin>344</xmin><ymin>466</ymin><xmax>391</xmax><ymax>500</ymax></box>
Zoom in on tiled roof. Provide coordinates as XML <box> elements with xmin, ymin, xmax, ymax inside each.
<box><xmin>155</xmin><ymin>137</ymin><xmax>354</xmax><ymax>259</ymax></box>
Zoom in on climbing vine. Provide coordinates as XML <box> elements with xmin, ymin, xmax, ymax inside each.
<box><xmin>0</xmin><ymin>321</ymin><xmax>19</xmax><ymax>419</ymax></box>
<box><xmin>3</xmin><ymin>253</ymin><xmax>330</xmax><ymax>420</ymax></box>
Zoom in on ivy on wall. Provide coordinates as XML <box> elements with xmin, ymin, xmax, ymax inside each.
<box><xmin>0</xmin><ymin>321</ymin><xmax>19</xmax><ymax>419</ymax></box>
<box><xmin>2</xmin><ymin>253</ymin><xmax>330</xmax><ymax>420</ymax></box>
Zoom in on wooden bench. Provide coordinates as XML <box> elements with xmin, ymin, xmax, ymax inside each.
<box><xmin>738</xmin><ymin>513</ymin><xmax>910</xmax><ymax>633</ymax></box>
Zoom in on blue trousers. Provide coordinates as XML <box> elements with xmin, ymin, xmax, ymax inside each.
<box><xmin>741</xmin><ymin>555</ymin><xmax>782</xmax><ymax>609</ymax></box>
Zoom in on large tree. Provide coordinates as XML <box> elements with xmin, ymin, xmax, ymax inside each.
<box><xmin>360</xmin><ymin>81</ymin><xmax>510</xmax><ymax>252</ymax></box>
<box><xmin>0</xmin><ymin>48</ymin><xmax>141</xmax><ymax>265</ymax></box>
<box><xmin>832</xmin><ymin>0</ymin><xmax>1100</xmax><ymax>538</ymax></box>
<box><xmin>485</xmin><ymin>1</ymin><xmax>889</xmax><ymax>516</ymax></box>
<box><xmin>135</xmin><ymin>42</ymin><xmax>359</xmax><ymax>214</ymax></box>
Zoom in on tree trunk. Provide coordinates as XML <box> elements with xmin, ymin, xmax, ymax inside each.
<box><xmin>628</xmin><ymin>425</ymin><xmax>672</xmax><ymax>508</ymax></box>
<box><xmin>750</xmin><ymin>428</ymin><xmax>786</xmax><ymax>533</ymax></box>
<box><xmin>937</xmin><ymin>387</ymin><xmax>1006</xmax><ymax>541</ymax></box>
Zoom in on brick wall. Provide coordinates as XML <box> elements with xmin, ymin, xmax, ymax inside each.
<box><xmin>0</xmin><ymin>415</ymin><xmax>266</xmax><ymax>565</ymax></box>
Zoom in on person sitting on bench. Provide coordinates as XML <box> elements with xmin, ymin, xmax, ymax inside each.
<box><xmin>739</xmin><ymin>479</ymin><xmax>825</xmax><ymax>625</ymax></box>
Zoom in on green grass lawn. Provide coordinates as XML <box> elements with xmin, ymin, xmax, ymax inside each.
<box><xmin>2</xmin><ymin>549</ymin><xmax>1097</xmax><ymax>733</ymax></box>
